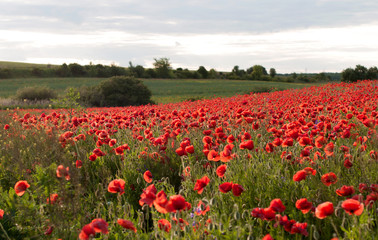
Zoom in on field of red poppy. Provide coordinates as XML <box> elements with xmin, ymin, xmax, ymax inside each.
<box><xmin>0</xmin><ymin>80</ymin><xmax>377</xmax><ymax>239</ymax></box>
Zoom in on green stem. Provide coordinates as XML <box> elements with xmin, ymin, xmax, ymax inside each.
<box><xmin>0</xmin><ymin>222</ymin><xmax>11</xmax><ymax>240</ymax></box>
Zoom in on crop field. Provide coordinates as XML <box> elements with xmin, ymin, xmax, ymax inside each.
<box><xmin>0</xmin><ymin>77</ymin><xmax>320</xmax><ymax>104</ymax></box>
<box><xmin>0</xmin><ymin>81</ymin><xmax>377</xmax><ymax>239</ymax></box>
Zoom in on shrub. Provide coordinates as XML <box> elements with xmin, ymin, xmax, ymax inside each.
<box><xmin>78</xmin><ymin>76</ymin><xmax>153</xmax><ymax>107</ymax></box>
<box><xmin>15</xmin><ymin>86</ymin><xmax>57</xmax><ymax>101</ymax></box>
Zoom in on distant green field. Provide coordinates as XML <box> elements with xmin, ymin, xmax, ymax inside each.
<box><xmin>0</xmin><ymin>77</ymin><xmax>321</xmax><ymax>104</ymax></box>
<box><xmin>0</xmin><ymin>61</ymin><xmax>57</xmax><ymax>69</ymax></box>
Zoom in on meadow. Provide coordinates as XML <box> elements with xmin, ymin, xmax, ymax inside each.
<box><xmin>0</xmin><ymin>80</ymin><xmax>377</xmax><ymax>239</ymax></box>
<box><xmin>0</xmin><ymin>77</ymin><xmax>320</xmax><ymax>104</ymax></box>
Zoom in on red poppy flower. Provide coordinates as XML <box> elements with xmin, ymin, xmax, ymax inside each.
<box><xmin>44</xmin><ymin>226</ymin><xmax>54</xmax><ymax>235</ymax></box>
<box><xmin>108</xmin><ymin>179</ymin><xmax>126</xmax><ymax>195</ymax></box>
<box><xmin>298</xmin><ymin>137</ymin><xmax>311</xmax><ymax>146</ymax></box>
<box><xmin>219</xmin><ymin>182</ymin><xmax>233</xmax><ymax>193</ymax></box>
<box><xmin>315</xmin><ymin>136</ymin><xmax>327</xmax><ymax>148</ymax></box>
<box><xmin>282</xmin><ymin>138</ymin><xmax>294</xmax><ymax>147</ymax></box>
<box><xmin>207</xmin><ymin>150</ymin><xmax>220</xmax><ymax>161</ymax></box>
<box><xmin>56</xmin><ymin>165</ymin><xmax>70</xmax><ymax>180</ymax></box>
<box><xmin>269</xmin><ymin>198</ymin><xmax>286</xmax><ymax>213</ymax></box>
<box><xmin>172</xmin><ymin>217</ymin><xmax>189</xmax><ymax>230</ymax></box>
<box><xmin>117</xmin><ymin>219</ymin><xmax>137</xmax><ymax>233</ymax></box>
<box><xmin>194</xmin><ymin>176</ymin><xmax>210</xmax><ymax>194</ymax></box>
<box><xmin>76</xmin><ymin>160</ymin><xmax>83</xmax><ymax>168</ymax></box>
<box><xmin>336</xmin><ymin>185</ymin><xmax>355</xmax><ymax>197</ymax></box>
<box><xmin>263</xmin><ymin>208</ymin><xmax>276</xmax><ymax>221</ymax></box>
<box><xmin>143</xmin><ymin>170</ymin><xmax>153</xmax><ymax>183</ymax></box>
<box><xmin>265</xmin><ymin>142</ymin><xmax>274</xmax><ymax>153</ymax></box>
<box><xmin>165</xmin><ymin>195</ymin><xmax>187</xmax><ymax>213</ymax></box>
<box><xmin>359</xmin><ymin>183</ymin><xmax>368</xmax><ymax>193</ymax></box>
<box><xmin>239</xmin><ymin>140</ymin><xmax>254</xmax><ymax>150</ymax></box>
<box><xmin>79</xmin><ymin>224</ymin><xmax>95</xmax><ymax>240</ymax></box>
<box><xmin>93</xmin><ymin>148</ymin><xmax>106</xmax><ymax>157</ymax></box>
<box><xmin>295</xmin><ymin>198</ymin><xmax>313</xmax><ymax>214</ymax></box>
<box><xmin>46</xmin><ymin>193</ymin><xmax>59</xmax><ymax>204</ymax></box>
<box><xmin>185</xmin><ymin>145</ymin><xmax>195</xmax><ymax>154</ymax></box>
<box><xmin>89</xmin><ymin>154</ymin><xmax>97</xmax><ymax>161</ymax></box>
<box><xmin>290</xmin><ymin>222</ymin><xmax>308</xmax><ymax>236</ymax></box>
<box><xmin>303</xmin><ymin>167</ymin><xmax>316</xmax><ymax>176</ymax></box>
<box><xmin>195</xmin><ymin>200</ymin><xmax>210</xmax><ymax>216</ymax></box>
<box><xmin>324</xmin><ymin>142</ymin><xmax>334</xmax><ymax>156</ymax></box>
<box><xmin>293</xmin><ymin>170</ymin><xmax>307</xmax><ymax>182</ymax></box>
<box><xmin>0</xmin><ymin>209</ymin><xmax>4</xmax><ymax>219</ymax></box>
<box><xmin>262</xmin><ymin>234</ymin><xmax>274</xmax><ymax>240</ymax></box>
<box><xmin>4</xmin><ymin>124</ymin><xmax>10</xmax><ymax>130</ymax></box>
<box><xmin>153</xmin><ymin>190</ymin><xmax>168</xmax><ymax>214</ymax></box>
<box><xmin>344</xmin><ymin>158</ymin><xmax>353</xmax><ymax>169</ymax></box>
<box><xmin>91</xmin><ymin>218</ymin><xmax>109</xmax><ymax>234</ymax></box>
<box><xmin>321</xmin><ymin>172</ymin><xmax>337</xmax><ymax>186</ymax></box>
<box><xmin>14</xmin><ymin>180</ymin><xmax>30</xmax><ymax>196</ymax></box>
<box><xmin>216</xmin><ymin>165</ymin><xmax>227</xmax><ymax>178</ymax></box>
<box><xmin>341</xmin><ymin>199</ymin><xmax>364</xmax><ymax>216</ymax></box>
<box><xmin>158</xmin><ymin>219</ymin><xmax>171</xmax><ymax>233</ymax></box>
<box><xmin>315</xmin><ymin>202</ymin><xmax>334</xmax><ymax>219</ymax></box>
<box><xmin>139</xmin><ymin>184</ymin><xmax>157</xmax><ymax>207</ymax></box>
<box><xmin>175</xmin><ymin>147</ymin><xmax>187</xmax><ymax>156</ymax></box>
<box><xmin>232</xmin><ymin>183</ymin><xmax>244</xmax><ymax>197</ymax></box>
<box><xmin>251</xmin><ymin>207</ymin><xmax>265</xmax><ymax>219</ymax></box>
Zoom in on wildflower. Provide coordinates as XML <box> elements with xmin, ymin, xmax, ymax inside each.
<box><xmin>46</xmin><ymin>193</ymin><xmax>59</xmax><ymax>204</ymax></box>
<box><xmin>216</xmin><ymin>165</ymin><xmax>227</xmax><ymax>178</ymax></box>
<box><xmin>15</xmin><ymin>180</ymin><xmax>30</xmax><ymax>196</ymax></box>
<box><xmin>139</xmin><ymin>184</ymin><xmax>157</xmax><ymax>207</ymax></box>
<box><xmin>194</xmin><ymin>176</ymin><xmax>210</xmax><ymax>194</ymax></box>
<box><xmin>108</xmin><ymin>179</ymin><xmax>126</xmax><ymax>195</ymax></box>
<box><xmin>219</xmin><ymin>182</ymin><xmax>233</xmax><ymax>193</ymax></box>
<box><xmin>295</xmin><ymin>198</ymin><xmax>313</xmax><ymax>214</ymax></box>
<box><xmin>321</xmin><ymin>172</ymin><xmax>337</xmax><ymax>186</ymax></box>
<box><xmin>269</xmin><ymin>198</ymin><xmax>286</xmax><ymax>213</ymax></box>
<box><xmin>195</xmin><ymin>200</ymin><xmax>210</xmax><ymax>216</ymax></box>
<box><xmin>232</xmin><ymin>183</ymin><xmax>244</xmax><ymax>197</ymax></box>
<box><xmin>56</xmin><ymin>165</ymin><xmax>70</xmax><ymax>180</ymax></box>
<box><xmin>117</xmin><ymin>219</ymin><xmax>137</xmax><ymax>233</ymax></box>
<box><xmin>165</xmin><ymin>195</ymin><xmax>187</xmax><ymax>213</ymax></box>
<box><xmin>315</xmin><ymin>202</ymin><xmax>334</xmax><ymax>219</ymax></box>
<box><xmin>336</xmin><ymin>185</ymin><xmax>355</xmax><ymax>197</ymax></box>
<box><xmin>341</xmin><ymin>199</ymin><xmax>364</xmax><ymax>216</ymax></box>
<box><xmin>239</xmin><ymin>140</ymin><xmax>254</xmax><ymax>150</ymax></box>
<box><xmin>91</xmin><ymin>218</ymin><xmax>109</xmax><ymax>234</ymax></box>
<box><xmin>79</xmin><ymin>224</ymin><xmax>96</xmax><ymax>240</ymax></box>
<box><xmin>158</xmin><ymin>219</ymin><xmax>171</xmax><ymax>233</ymax></box>
<box><xmin>143</xmin><ymin>170</ymin><xmax>153</xmax><ymax>183</ymax></box>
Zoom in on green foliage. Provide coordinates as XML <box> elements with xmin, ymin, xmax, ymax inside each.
<box><xmin>15</xmin><ymin>86</ymin><xmax>57</xmax><ymax>101</ymax></box>
<box><xmin>269</xmin><ymin>68</ymin><xmax>276</xmax><ymax>78</ymax></box>
<box><xmin>153</xmin><ymin>58</ymin><xmax>172</xmax><ymax>78</ymax></box>
<box><xmin>341</xmin><ymin>65</ymin><xmax>378</xmax><ymax>82</ymax></box>
<box><xmin>52</xmin><ymin>88</ymin><xmax>82</xmax><ymax>116</ymax></box>
<box><xmin>197</xmin><ymin>66</ymin><xmax>208</xmax><ymax>79</ymax></box>
<box><xmin>99</xmin><ymin>76</ymin><xmax>153</xmax><ymax>107</ymax></box>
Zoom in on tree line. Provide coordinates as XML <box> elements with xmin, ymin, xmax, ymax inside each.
<box><xmin>1</xmin><ymin>58</ymin><xmax>376</xmax><ymax>82</ymax></box>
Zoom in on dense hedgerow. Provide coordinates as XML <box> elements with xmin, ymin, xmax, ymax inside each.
<box><xmin>15</xmin><ymin>86</ymin><xmax>57</xmax><ymax>101</ymax></box>
<box><xmin>0</xmin><ymin>80</ymin><xmax>377</xmax><ymax>239</ymax></box>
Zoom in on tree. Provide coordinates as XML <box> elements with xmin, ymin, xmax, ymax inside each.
<box><xmin>269</xmin><ymin>68</ymin><xmax>276</xmax><ymax>78</ymax></box>
<box><xmin>197</xmin><ymin>66</ymin><xmax>208</xmax><ymax>79</ymax></box>
<box><xmin>99</xmin><ymin>76</ymin><xmax>153</xmax><ymax>106</ymax></box>
<box><xmin>250</xmin><ymin>65</ymin><xmax>268</xmax><ymax>80</ymax></box>
<box><xmin>367</xmin><ymin>66</ymin><xmax>378</xmax><ymax>79</ymax></box>
<box><xmin>341</xmin><ymin>65</ymin><xmax>376</xmax><ymax>82</ymax></box>
<box><xmin>153</xmin><ymin>57</ymin><xmax>172</xmax><ymax>78</ymax></box>
<box><xmin>68</xmin><ymin>63</ymin><xmax>86</xmax><ymax>77</ymax></box>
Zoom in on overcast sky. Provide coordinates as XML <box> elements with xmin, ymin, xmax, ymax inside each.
<box><xmin>1</xmin><ymin>0</ymin><xmax>378</xmax><ymax>73</ymax></box>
